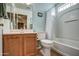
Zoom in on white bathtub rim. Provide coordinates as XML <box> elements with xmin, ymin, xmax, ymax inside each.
<box><xmin>53</xmin><ymin>41</ymin><xmax>79</xmax><ymax>51</ymax></box>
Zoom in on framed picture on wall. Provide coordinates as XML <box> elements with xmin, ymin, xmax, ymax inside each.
<box><xmin>37</xmin><ymin>12</ymin><xmax>43</xmax><ymax>17</ymax></box>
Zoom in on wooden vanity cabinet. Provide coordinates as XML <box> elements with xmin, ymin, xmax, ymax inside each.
<box><xmin>23</xmin><ymin>34</ymin><xmax>37</xmax><ymax>56</ymax></box>
<box><xmin>3</xmin><ymin>33</ymin><xmax>37</xmax><ymax>56</ymax></box>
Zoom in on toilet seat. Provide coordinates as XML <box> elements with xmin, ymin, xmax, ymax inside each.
<box><xmin>41</xmin><ymin>39</ymin><xmax>53</xmax><ymax>44</ymax></box>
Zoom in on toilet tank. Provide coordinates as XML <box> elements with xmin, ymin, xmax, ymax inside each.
<box><xmin>37</xmin><ymin>32</ymin><xmax>46</xmax><ymax>39</ymax></box>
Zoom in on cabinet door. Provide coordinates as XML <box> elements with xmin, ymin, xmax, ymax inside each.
<box><xmin>23</xmin><ymin>34</ymin><xmax>37</xmax><ymax>56</ymax></box>
<box><xmin>3</xmin><ymin>35</ymin><xmax>10</xmax><ymax>56</ymax></box>
<box><xmin>3</xmin><ymin>35</ymin><xmax>23</xmax><ymax>56</ymax></box>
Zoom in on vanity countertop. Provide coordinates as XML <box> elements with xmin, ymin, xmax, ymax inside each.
<box><xmin>3</xmin><ymin>32</ymin><xmax>37</xmax><ymax>35</ymax></box>
<box><xmin>3</xmin><ymin>29</ymin><xmax>37</xmax><ymax>35</ymax></box>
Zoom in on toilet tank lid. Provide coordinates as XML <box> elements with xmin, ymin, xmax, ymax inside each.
<box><xmin>41</xmin><ymin>39</ymin><xmax>53</xmax><ymax>44</ymax></box>
<box><xmin>37</xmin><ymin>32</ymin><xmax>46</xmax><ymax>39</ymax></box>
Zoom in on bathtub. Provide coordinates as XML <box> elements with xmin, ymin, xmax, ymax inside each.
<box><xmin>52</xmin><ymin>38</ymin><xmax>79</xmax><ymax>56</ymax></box>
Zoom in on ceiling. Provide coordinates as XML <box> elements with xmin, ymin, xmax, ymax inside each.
<box><xmin>15</xmin><ymin>3</ymin><xmax>32</xmax><ymax>10</ymax></box>
<box><xmin>6</xmin><ymin>3</ymin><xmax>32</xmax><ymax>10</ymax></box>
<box><xmin>6</xmin><ymin>3</ymin><xmax>56</xmax><ymax>11</ymax></box>
<box><xmin>32</xmin><ymin>3</ymin><xmax>55</xmax><ymax>11</ymax></box>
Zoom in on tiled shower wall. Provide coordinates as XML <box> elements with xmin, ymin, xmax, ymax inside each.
<box><xmin>55</xmin><ymin>4</ymin><xmax>79</xmax><ymax>41</ymax></box>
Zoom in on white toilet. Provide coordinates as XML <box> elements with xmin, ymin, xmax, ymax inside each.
<box><xmin>37</xmin><ymin>32</ymin><xmax>53</xmax><ymax>56</ymax></box>
<box><xmin>40</xmin><ymin>39</ymin><xmax>53</xmax><ymax>56</ymax></box>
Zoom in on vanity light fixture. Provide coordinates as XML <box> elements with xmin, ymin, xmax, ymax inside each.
<box><xmin>26</xmin><ymin>3</ymin><xmax>32</xmax><ymax>5</ymax></box>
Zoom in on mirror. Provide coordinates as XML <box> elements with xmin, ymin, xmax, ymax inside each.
<box><xmin>7</xmin><ymin>13</ymin><xmax>27</xmax><ymax>29</ymax></box>
<box><xmin>6</xmin><ymin>3</ymin><xmax>32</xmax><ymax>30</ymax></box>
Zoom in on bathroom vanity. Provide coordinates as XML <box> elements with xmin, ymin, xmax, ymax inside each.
<box><xmin>3</xmin><ymin>32</ymin><xmax>37</xmax><ymax>56</ymax></box>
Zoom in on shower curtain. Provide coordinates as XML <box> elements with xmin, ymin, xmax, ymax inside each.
<box><xmin>0</xmin><ymin>3</ymin><xmax>7</xmax><ymax>56</ymax></box>
<box><xmin>0</xmin><ymin>28</ymin><xmax>2</xmax><ymax>56</ymax></box>
<box><xmin>0</xmin><ymin>3</ymin><xmax>7</xmax><ymax>19</ymax></box>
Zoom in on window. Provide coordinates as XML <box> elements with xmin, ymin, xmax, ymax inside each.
<box><xmin>58</xmin><ymin>3</ymin><xmax>77</xmax><ymax>12</ymax></box>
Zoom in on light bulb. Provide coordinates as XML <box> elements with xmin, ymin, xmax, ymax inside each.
<box><xmin>26</xmin><ymin>3</ymin><xmax>31</xmax><ymax>5</ymax></box>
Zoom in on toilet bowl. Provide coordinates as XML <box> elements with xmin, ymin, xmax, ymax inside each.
<box><xmin>37</xmin><ymin>32</ymin><xmax>53</xmax><ymax>56</ymax></box>
<box><xmin>40</xmin><ymin>39</ymin><xmax>53</xmax><ymax>56</ymax></box>
<box><xmin>40</xmin><ymin>39</ymin><xmax>53</xmax><ymax>48</ymax></box>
